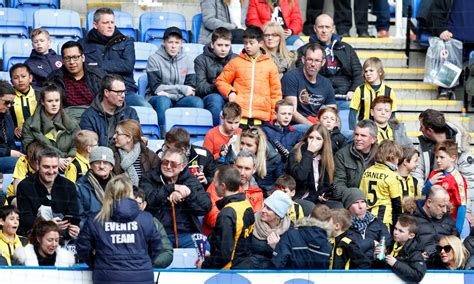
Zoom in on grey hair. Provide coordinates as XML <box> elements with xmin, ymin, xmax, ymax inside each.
<box><xmin>236</xmin><ymin>149</ymin><xmax>257</xmax><ymax>166</ymax></box>
<box><xmin>93</xmin><ymin>8</ymin><xmax>114</xmax><ymax>23</ymax></box>
<box><xmin>356</xmin><ymin>119</ymin><xmax>378</xmax><ymax>138</ymax></box>
<box><xmin>163</xmin><ymin>148</ymin><xmax>188</xmax><ymax>165</ymax></box>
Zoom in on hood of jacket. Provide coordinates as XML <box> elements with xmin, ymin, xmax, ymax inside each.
<box><xmin>85</xmin><ymin>28</ymin><xmax>127</xmax><ymax>47</ymax></box>
<box><xmin>309</xmin><ymin>33</ymin><xmax>342</xmax><ymax>48</ymax></box>
<box><xmin>28</xmin><ymin>107</ymin><xmax>77</xmax><ymax>134</ymax></box>
<box><xmin>203</xmin><ymin>43</ymin><xmax>235</xmax><ymax>62</ymax></box>
<box><xmin>110</xmin><ymin>198</ymin><xmax>140</xmax><ymax>223</ymax></box>
<box><xmin>264</xmin><ymin>120</ymin><xmax>296</xmax><ymax>134</ymax></box>
<box><xmin>238</xmin><ymin>48</ymin><xmax>271</xmax><ymax>63</ymax></box>
<box><xmin>156</xmin><ymin>45</ymin><xmax>186</xmax><ymax>63</ymax></box>
<box><xmin>295</xmin><ymin>217</ymin><xmax>333</xmax><ymax>238</ymax></box>
<box><xmin>293</xmin><ymin>223</ymin><xmax>330</xmax><ymax>245</ymax></box>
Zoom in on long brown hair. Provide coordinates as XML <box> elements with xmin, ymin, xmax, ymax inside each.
<box><xmin>293</xmin><ymin>124</ymin><xmax>334</xmax><ymax>183</ymax></box>
<box><xmin>237</xmin><ymin>126</ymin><xmax>268</xmax><ymax>179</ymax></box>
<box><xmin>262</xmin><ymin>22</ymin><xmax>295</xmax><ymax>63</ymax></box>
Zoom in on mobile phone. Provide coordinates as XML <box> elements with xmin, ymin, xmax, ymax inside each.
<box><xmin>63</xmin><ymin>215</ymin><xmax>81</xmax><ymax>226</ymax></box>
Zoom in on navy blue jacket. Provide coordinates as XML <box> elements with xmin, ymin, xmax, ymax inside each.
<box><xmin>346</xmin><ymin>215</ymin><xmax>391</xmax><ymax>260</ymax></box>
<box><xmin>80</xmin><ymin>29</ymin><xmax>137</xmax><ymax>92</ymax></box>
<box><xmin>262</xmin><ymin>121</ymin><xmax>302</xmax><ymax>164</ymax></box>
<box><xmin>0</xmin><ymin>112</ymin><xmax>16</xmax><ymax>157</ymax></box>
<box><xmin>76</xmin><ymin>171</ymin><xmax>107</xmax><ymax>227</ymax></box>
<box><xmin>77</xmin><ymin>198</ymin><xmax>162</xmax><ymax>284</ymax></box>
<box><xmin>25</xmin><ymin>49</ymin><xmax>62</xmax><ymax>90</ymax></box>
<box><xmin>272</xmin><ymin>224</ymin><xmax>331</xmax><ymax>269</ymax></box>
<box><xmin>79</xmin><ymin>95</ymin><xmax>139</xmax><ymax>146</ymax></box>
<box><xmin>255</xmin><ymin>143</ymin><xmax>285</xmax><ymax>194</ymax></box>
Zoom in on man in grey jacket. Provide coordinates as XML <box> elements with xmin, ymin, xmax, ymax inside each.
<box><xmin>146</xmin><ymin>27</ymin><xmax>204</xmax><ymax>128</ymax></box>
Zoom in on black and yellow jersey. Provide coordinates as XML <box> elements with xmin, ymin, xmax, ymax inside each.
<box><xmin>360</xmin><ymin>162</ymin><xmax>402</xmax><ymax>228</ymax></box>
<box><xmin>65</xmin><ymin>153</ymin><xmax>90</xmax><ymax>183</ymax></box>
<box><xmin>330</xmin><ymin>232</ymin><xmax>371</xmax><ymax>270</ymax></box>
<box><xmin>377</xmin><ymin>124</ymin><xmax>394</xmax><ymax>143</ymax></box>
<box><xmin>6</xmin><ymin>156</ymin><xmax>36</xmax><ymax>199</ymax></box>
<box><xmin>11</xmin><ymin>87</ymin><xmax>38</xmax><ymax>129</ymax></box>
<box><xmin>398</xmin><ymin>174</ymin><xmax>421</xmax><ymax>198</ymax></box>
<box><xmin>349</xmin><ymin>81</ymin><xmax>396</xmax><ymax>121</ymax></box>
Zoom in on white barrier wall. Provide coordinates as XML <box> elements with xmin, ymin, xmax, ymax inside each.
<box><xmin>1</xmin><ymin>268</ymin><xmax>473</xmax><ymax>284</ymax></box>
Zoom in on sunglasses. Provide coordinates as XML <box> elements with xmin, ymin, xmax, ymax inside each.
<box><xmin>437</xmin><ymin>245</ymin><xmax>452</xmax><ymax>254</ymax></box>
<box><xmin>161</xmin><ymin>159</ymin><xmax>181</xmax><ymax>169</ymax></box>
<box><xmin>243</xmin><ymin>127</ymin><xmax>259</xmax><ymax>136</ymax></box>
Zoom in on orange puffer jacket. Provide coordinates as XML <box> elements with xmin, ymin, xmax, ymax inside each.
<box><xmin>216</xmin><ymin>51</ymin><xmax>282</xmax><ymax>122</ymax></box>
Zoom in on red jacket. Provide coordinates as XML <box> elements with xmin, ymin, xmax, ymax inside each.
<box><xmin>246</xmin><ymin>0</ymin><xmax>303</xmax><ymax>35</ymax></box>
<box><xmin>202</xmin><ymin>182</ymin><xmax>263</xmax><ymax>236</ymax></box>
<box><xmin>428</xmin><ymin>169</ymin><xmax>467</xmax><ymax>222</ymax></box>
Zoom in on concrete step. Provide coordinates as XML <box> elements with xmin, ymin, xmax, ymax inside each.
<box><xmin>387</xmin><ymin>81</ymin><xmax>438</xmax><ymax>100</ymax></box>
<box><xmin>385</xmin><ymin>68</ymin><xmax>425</xmax><ymax>80</ymax></box>
<box><xmin>356</xmin><ymin>50</ymin><xmax>426</xmax><ymax>68</ymax></box>
<box><xmin>299</xmin><ymin>36</ymin><xmax>426</xmax><ymax>51</ymax></box>
<box><xmin>396</xmin><ymin>99</ymin><xmax>463</xmax><ymax>112</ymax></box>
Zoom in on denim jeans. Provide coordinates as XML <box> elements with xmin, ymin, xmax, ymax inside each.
<box><xmin>202</xmin><ymin>93</ymin><xmax>225</xmax><ymax>126</ymax></box>
<box><xmin>0</xmin><ymin>156</ymin><xmax>19</xmax><ymax>174</ymax></box>
<box><xmin>149</xmin><ymin>96</ymin><xmax>204</xmax><ymax>126</ymax></box>
<box><xmin>125</xmin><ymin>92</ymin><xmax>152</xmax><ymax>108</ymax></box>
<box><xmin>372</xmin><ymin>0</ymin><xmax>390</xmax><ymax>31</ymax></box>
<box><xmin>335</xmin><ymin>99</ymin><xmax>350</xmax><ymax>111</ymax></box>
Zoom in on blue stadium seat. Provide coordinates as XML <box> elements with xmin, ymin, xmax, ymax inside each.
<box><xmin>139</xmin><ymin>12</ymin><xmax>189</xmax><ymax>45</ymax></box>
<box><xmin>182</xmin><ymin>43</ymin><xmax>204</xmax><ymax>62</ymax></box>
<box><xmin>191</xmin><ymin>13</ymin><xmax>202</xmax><ymax>43</ymax></box>
<box><xmin>52</xmin><ymin>37</ymin><xmax>72</xmax><ymax>54</ymax></box>
<box><xmin>134</xmin><ymin>42</ymin><xmax>157</xmax><ymax>81</ymax></box>
<box><xmin>147</xmin><ymin>139</ymin><xmax>164</xmax><ymax>152</ymax></box>
<box><xmin>164</xmin><ymin>108</ymin><xmax>213</xmax><ymax>142</ymax></box>
<box><xmin>2</xmin><ymin>173</ymin><xmax>12</xmax><ymax>194</ymax></box>
<box><xmin>0</xmin><ymin>0</ymin><xmax>5</xmax><ymax>7</ymax></box>
<box><xmin>0</xmin><ymin>8</ymin><xmax>28</xmax><ymax>38</ymax></box>
<box><xmin>469</xmin><ymin>51</ymin><xmax>474</xmax><ymax>65</ymax></box>
<box><xmin>86</xmin><ymin>10</ymin><xmax>137</xmax><ymax>41</ymax></box>
<box><xmin>131</xmin><ymin>106</ymin><xmax>161</xmax><ymax>139</ymax></box>
<box><xmin>11</xmin><ymin>0</ymin><xmax>58</xmax><ymax>27</ymax></box>
<box><xmin>2</xmin><ymin>38</ymin><xmax>31</xmax><ymax>71</ymax></box>
<box><xmin>232</xmin><ymin>44</ymin><xmax>244</xmax><ymax>54</ymax></box>
<box><xmin>137</xmin><ymin>74</ymin><xmax>148</xmax><ymax>98</ymax></box>
<box><xmin>0</xmin><ymin>71</ymin><xmax>10</xmax><ymax>81</ymax></box>
<box><xmin>33</xmin><ymin>9</ymin><xmax>82</xmax><ymax>39</ymax></box>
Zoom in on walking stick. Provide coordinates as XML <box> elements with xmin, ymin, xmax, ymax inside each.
<box><xmin>171</xmin><ymin>201</ymin><xmax>179</xmax><ymax>248</ymax></box>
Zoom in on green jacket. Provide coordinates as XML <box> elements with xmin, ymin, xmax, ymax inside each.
<box><xmin>22</xmin><ymin>108</ymin><xmax>79</xmax><ymax>157</ymax></box>
<box><xmin>152</xmin><ymin>217</ymin><xmax>173</xmax><ymax>268</ymax></box>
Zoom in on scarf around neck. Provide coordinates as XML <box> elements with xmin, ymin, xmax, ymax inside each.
<box><xmin>351</xmin><ymin>211</ymin><xmax>375</xmax><ymax>235</ymax></box>
<box><xmin>119</xmin><ymin>142</ymin><xmax>141</xmax><ymax>186</ymax></box>
<box><xmin>253</xmin><ymin>211</ymin><xmax>291</xmax><ymax>240</ymax></box>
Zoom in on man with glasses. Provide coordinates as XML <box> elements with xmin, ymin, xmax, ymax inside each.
<box><xmin>282</xmin><ymin>42</ymin><xmax>336</xmax><ymax>133</ymax></box>
<box><xmin>80</xmin><ymin>74</ymin><xmax>139</xmax><ymax>146</ymax></box>
<box><xmin>0</xmin><ymin>81</ymin><xmax>23</xmax><ymax>173</ymax></box>
<box><xmin>140</xmin><ymin>148</ymin><xmax>212</xmax><ymax>248</ymax></box>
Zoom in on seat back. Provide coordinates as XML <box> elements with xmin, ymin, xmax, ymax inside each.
<box><xmin>33</xmin><ymin>9</ymin><xmax>82</xmax><ymax>39</ymax></box>
<box><xmin>86</xmin><ymin>10</ymin><xmax>136</xmax><ymax>40</ymax></box>
<box><xmin>0</xmin><ymin>71</ymin><xmax>10</xmax><ymax>81</ymax></box>
<box><xmin>191</xmin><ymin>13</ymin><xmax>202</xmax><ymax>43</ymax></box>
<box><xmin>11</xmin><ymin>0</ymin><xmax>58</xmax><ymax>8</ymax></box>
<box><xmin>134</xmin><ymin>41</ymin><xmax>158</xmax><ymax>70</ymax></box>
<box><xmin>164</xmin><ymin>108</ymin><xmax>213</xmax><ymax>141</ymax></box>
<box><xmin>2</xmin><ymin>38</ymin><xmax>31</xmax><ymax>71</ymax></box>
<box><xmin>131</xmin><ymin>106</ymin><xmax>161</xmax><ymax>139</ymax></box>
<box><xmin>182</xmin><ymin>43</ymin><xmax>204</xmax><ymax>62</ymax></box>
<box><xmin>139</xmin><ymin>12</ymin><xmax>188</xmax><ymax>44</ymax></box>
<box><xmin>0</xmin><ymin>8</ymin><xmax>28</xmax><ymax>38</ymax></box>
<box><xmin>2</xmin><ymin>173</ymin><xmax>13</xmax><ymax>194</ymax></box>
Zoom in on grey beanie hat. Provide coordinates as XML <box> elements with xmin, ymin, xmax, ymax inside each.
<box><xmin>89</xmin><ymin>146</ymin><xmax>115</xmax><ymax>166</ymax></box>
<box><xmin>342</xmin><ymin>188</ymin><xmax>366</xmax><ymax>209</ymax></box>
<box><xmin>264</xmin><ymin>191</ymin><xmax>292</xmax><ymax>218</ymax></box>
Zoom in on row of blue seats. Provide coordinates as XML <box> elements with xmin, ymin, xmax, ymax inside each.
<box><xmin>0</xmin><ymin>7</ymin><xmax>203</xmax><ymax>44</ymax></box>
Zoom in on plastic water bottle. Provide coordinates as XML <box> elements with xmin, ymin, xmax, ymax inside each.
<box><xmin>377</xmin><ymin>236</ymin><xmax>386</xmax><ymax>260</ymax></box>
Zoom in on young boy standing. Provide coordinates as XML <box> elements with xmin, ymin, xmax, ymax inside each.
<box><xmin>262</xmin><ymin>100</ymin><xmax>302</xmax><ymax>163</ymax></box>
<box><xmin>194</xmin><ymin>27</ymin><xmax>237</xmax><ymax>125</ymax></box>
<box><xmin>203</xmin><ymin>102</ymin><xmax>242</xmax><ymax>161</ymax></box>
<box><xmin>65</xmin><ymin>130</ymin><xmax>98</xmax><ymax>183</ymax></box>
<box><xmin>24</xmin><ymin>29</ymin><xmax>62</xmax><ymax>90</ymax></box>
<box><xmin>373</xmin><ymin>215</ymin><xmax>426</xmax><ymax>283</ymax></box>
<box><xmin>216</xmin><ymin>25</ymin><xmax>282</xmax><ymax>127</ymax></box>
<box><xmin>397</xmin><ymin>146</ymin><xmax>421</xmax><ymax>198</ymax></box>
<box><xmin>0</xmin><ymin>206</ymin><xmax>27</xmax><ymax>266</ymax></box>
<box><xmin>370</xmin><ymin>96</ymin><xmax>411</xmax><ymax>146</ymax></box>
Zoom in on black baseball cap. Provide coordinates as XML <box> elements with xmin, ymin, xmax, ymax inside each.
<box><xmin>163</xmin><ymin>26</ymin><xmax>183</xmax><ymax>39</ymax></box>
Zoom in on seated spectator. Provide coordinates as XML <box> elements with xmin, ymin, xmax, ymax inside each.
<box><xmin>111</xmin><ymin>119</ymin><xmax>160</xmax><ymax>186</ymax></box>
<box><xmin>397</xmin><ymin>146</ymin><xmax>422</xmax><ymax>198</ymax></box>
<box><xmin>262</xmin><ymin>22</ymin><xmax>296</xmax><ymax>78</ymax></box>
<box><xmin>80</xmin><ymin>8</ymin><xmax>150</xmax><ymax>107</ymax></box>
<box><xmin>16</xmin><ymin>148</ymin><xmax>80</xmax><ymax>236</ymax></box>
<box><xmin>25</xmin><ymin>29</ymin><xmax>63</xmax><ymax>90</ymax></box>
<box><xmin>146</xmin><ymin>27</ymin><xmax>203</xmax><ymax>128</ymax></box>
<box><xmin>203</xmin><ymin>102</ymin><xmax>242</xmax><ymax>161</ymax></box>
<box><xmin>370</xmin><ymin>96</ymin><xmax>410</xmax><ymax>146</ymax></box>
<box><xmin>246</xmin><ymin>0</ymin><xmax>304</xmax><ymax>46</ymax></box>
<box><xmin>202</xmin><ymin>150</ymin><xmax>263</xmax><ymax>236</ymax></box>
<box><xmin>349</xmin><ymin>57</ymin><xmax>396</xmax><ymax>130</ymax></box>
<box><xmin>79</xmin><ymin>74</ymin><xmax>139</xmax><ymax>147</ymax></box>
<box><xmin>140</xmin><ymin>148</ymin><xmax>212</xmax><ymax>248</ymax></box>
<box><xmin>77</xmin><ymin>175</ymin><xmax>162</xmax><ymax>283</ymax></box>
<box><xmin>0</xmin><ymin>206</ymin><xmax>27</xmax><ymax>266</ymax></box>
<box><xmin>195</xmin><ymin>27</ymin><xmax>237</xmax><ymax>125</ymax></box>
<box><xmin>344</xmin><ymin>188</ymin><xmax>391</xmax><ymax>261</ymax></box>
<box><xmin>373</xmin><ymin>215</ymin><xmax>426</xmax><ymax>282</ymax></box>
<box><xmin>76</xmin><ymin>147</ymin><xmax>116</xmax><ymax>226</ymax></box>
<box><xmin>6</xmin><ymin>141</ymin><xmax>45</xmax><ymax>206</ymax></box>
<box><xmin>236</xmin><ymin>126</ymin><xmax>283</xmax><ymax>193</ymax></box>
<box><xmin>287</xmin><ymin>124</ymin><xmax>335</xmax><ymax>204</ymax></box>
<box><xmin>270</xmin><ymin>174</ymin><xmax>304</xmax><ymax>223</ymax></box>
<box><xmin>47</xmin><ymin>41</ymin><xmax>106</xmax><ymax>115</ymax></box>
<box><xmin>0</xmin><ymin>81</ymin><xmax>22</xmax><ymax>174</ymax></box>
<box><xmin>197</xmin><ymin>166</ymin><xmax>255</xmax><ymax>269</ymax></box>
<box><xmin>334</xmin><ymin>120</ymin><xmax>378</xmax><ymax>200</ymax></box>
<box><xmin>329</xmin><ymin>208</ymin><xmax>372</xmax><ymax>269</ymax></box>
<box><xmin>133</xmin><ymin>187</ymin><xmax>173</xmax><ymax>269</ymax></box>
<box><xmin>437</xmin><ymin>235</ymin><xmax>469</xmax><ymax>270</ymax></box>
<box><xmin>65</xmin><ymin>130</ymin><xmax>98</xmax><ymax>183</ymax></box>
<box><xmin>282</xmin><ymin>42</ymin><xmax>336</xmax><ymax>133</ymax></box>
<box><xmin>216</xmin><ymin>25</ymin><xmax>282</xmax><ymax>127</ymax></box>
<box><xmin>199</xmin><ymin>0</ymin><xmax>245</xmax><ymax>44</ymax></box>
<box><xmin>13</xmin><ymin>219</ymin><xmax>75</xmax><ymax>267</ymax></box>
<box><xmin>250</xmin><ymin>190</ymin><xmax>292</xmax><ymax>269</ymax></box>
<box><xmin>22</xmin><ymin>83</ymin><xmax>80</xmax><ymax>172</ymax></box>
<box><xmin>318</xmin><ymin>106</ymin><xmax>348</xmax><ymax>154</ymax></box>
<box><xmin>262</xmin><ymin>99</ymin><xmax>302</xmax><ymax>164</ymax></box>
<box><xmin>158</xmin><ymin>128</ymin><xmax>216</xmax><ymax>189</ymax></box>
<box><xmin>9</xmin><ymin>63</ymin><xmax>38</xmax><ymax>139</ymax></box>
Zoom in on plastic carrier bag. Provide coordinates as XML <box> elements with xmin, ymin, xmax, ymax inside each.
<box><xmin>424</xmin><ymin>37</ymin><xmax>463</xmax><ymax>88</ymax></box>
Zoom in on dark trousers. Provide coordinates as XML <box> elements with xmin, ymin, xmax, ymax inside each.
<box><xmin>333</xmin><ymin>0</ymin><xmax>370</xmax><ymax>35</ymax></box>
<box><xmin>303</xmin><ymin>0</ymin><xmax>325</xmax><ymax>35</ymax></box>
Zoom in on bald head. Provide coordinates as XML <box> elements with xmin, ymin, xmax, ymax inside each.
<box><xmin>424</xmin><ymin>185</ymin><xmax>450</xmax><ymax>220</ymax></box>
<box><xmin>314</xmin><ymin>14</ymin><xmax>335</xmax><ymax>44</ymax></box>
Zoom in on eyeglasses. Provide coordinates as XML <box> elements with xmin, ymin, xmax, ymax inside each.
<box><xmin>114</xmin><ymin>131</ymin><xmax>128</xmax><ymax>137</ymax></box>
<box><xmin>437</xmin><ymin>245</ymin><xmax>453</xmax><ymax>254</ymax></box>
<box><xmin>264</xmin><ymin>33</ymin><xmax>280</xmax><ymax>38</ymax></box>
<box><xmin>305</xmin><ymin>58</ymin><xmax>324</xmax><ymax>65</ymax></box>
<box><xmin>161</xmin><ymin>159</ymin><xmax>181</xmax><ymax>169</ymax></box>
<box><xmin>107</xmin><ymin>89</ymin><xmax>126</xmax><ymax>96</ymax></box>
<box><xmin>63</xmin><ymin>55</ymin><xmax>83</xmax><ymax>62</ymax></box>
<box><xmin>0</xmin><ymin>98</ymin><xmax>14</xmax><ymax>107</ymax></box>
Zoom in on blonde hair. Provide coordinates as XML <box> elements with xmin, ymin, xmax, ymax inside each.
<box><xmin>237</xmin><ymin>127</ymin><xmax>268</xmax><ymax>179</ymax></box>
<box><xmin>95</xmin><ymin>174</ymin><xmax>133</xmax><ymax>223</ymax></box>
<box><xmin>318</xmin><ymin>106</ymin><xmax>341</xmax><ymax>128</ymax></box>
<box><xmin>331</xmin><ymin>208</ymin><xmax>352</xmax><ymax>231</ymax></box>
<box><xmin>439</xmin><ymin>235</ymin><xmax>470</xmax><ymax>270</ymax></box>
<box><xmin>363</xmin><ymin>57</ymin><xmax>385</xmax><ymax>81</ymax></box>
<box><xmin>293</xmin><ymin>124</ymin><xmax>334</xmax><ymax>183</ymax></box>
<box><xmin>30</xmin><ymin>28</ymin><xmax>50</xmax><ymax>39</ymax></box>
<box><xmin>75</xmin><ymin>130</ymin><xmax>98</xmax><ymax>152</ymax></box>
<box><xmin>374</xmin><ymin>140</ymin><xmax>403</xmax><ymax>164</ymax></box>
<box><xmin>262</xmin><ymin>22</ymin><xmax>295</xmax><ymax>64</ymax></box>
